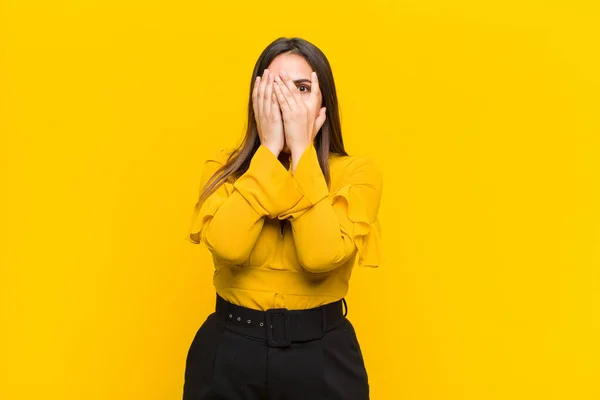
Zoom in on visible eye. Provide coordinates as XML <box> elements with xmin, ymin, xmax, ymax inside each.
<box><xmin>297</xmin><ymin>84</ymin><xmax>311</xmax><ymax>93</ymax></box>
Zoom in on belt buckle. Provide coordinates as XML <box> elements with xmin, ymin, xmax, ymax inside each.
<box><xmin>265</xmin><ymin>308</ymin><xmax>291</xmax><ymax>347</ymax></box>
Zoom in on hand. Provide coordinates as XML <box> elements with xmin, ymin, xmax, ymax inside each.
<box><xmin>273</xmin><ymin>71</ymin><xmax>327</xmax><ymax>155</ymax></box>
<box><xmin>252</xmin><ymin>69</ymin><xmax>284</xmax><ymax>156</ymax></box>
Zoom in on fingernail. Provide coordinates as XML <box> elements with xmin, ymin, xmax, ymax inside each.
<box><xmin>280</xmin><ymin>71</ymin><xmax>287</xmax><ymax>77</ymax></box>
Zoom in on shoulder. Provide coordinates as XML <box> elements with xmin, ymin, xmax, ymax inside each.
<box><xmin>330</xmin><ymin>153</ymin><xmax>383</xmax><ymax>186</ymax></box>
<box><xmin>205</xmin><ymin>147</ymin><xmax>236</xmax><ymax>166</ymax></box>
<box><xmin>198</xmin><ymin>147</ymin><xmax>236</xmax><ymax>183</ymax></box>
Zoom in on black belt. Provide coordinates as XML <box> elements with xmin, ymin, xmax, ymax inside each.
<box><xmin>214</xmin><ymin>294</ymin><xmax>348</xmax><ymax>348</ymax></box>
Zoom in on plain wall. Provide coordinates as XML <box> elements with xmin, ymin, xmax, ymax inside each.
<box><xmin>1</xmin><ymin>1</ymin><xmax>599</xmax><ymax>399</ymax></box>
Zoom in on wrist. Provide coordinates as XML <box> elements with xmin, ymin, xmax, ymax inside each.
<box><xmin>289</xmin><ymin>145</ymin><xmax>310</xmax><ymax>173</ymax></box>
<box><xmin>264</xmin><ymin>144</ymin><xmax>281</xmax><ymax>158</ymax></box>
<box><xmin>290</xmin><ymin>143</ymin><xmax>310</xmax><ymax>157</ymax></box>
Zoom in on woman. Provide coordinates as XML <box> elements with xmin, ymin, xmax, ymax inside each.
<box><xmin>183</xmin><ymin>37</ymin><xmax>383</xmax><ymax>400</ymax></box>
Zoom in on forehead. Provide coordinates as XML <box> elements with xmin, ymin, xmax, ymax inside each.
<box><xmin>267</xmin><ymin>53</ymin><xmax>313</xmax><ymax>78</ymax></box>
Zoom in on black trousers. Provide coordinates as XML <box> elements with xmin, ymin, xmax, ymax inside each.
<box><xmin>183</xmin><ymin>294</ymin><xmax>370</xmax><ymax>399</ymax></box>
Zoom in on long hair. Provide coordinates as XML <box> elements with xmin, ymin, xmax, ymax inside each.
<box><xmin>196</xmin><ymin>37</ymin><xmax>348</xmax><ymax>206</ymax></box>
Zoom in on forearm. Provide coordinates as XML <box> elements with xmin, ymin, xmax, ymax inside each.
<box><xmin>289</xmin><ymin>198</ymin><xmax>356</xmax><ymax>273</ymax></box>
<box><xmin>201</xmin><ymin>190</ymin><xmax>265</xmax><ymax>264</ymax></box>
<box><xmin>285</xmin><ymin>146</ymin><xmax>384</xmax><ymax>271</ymax></box>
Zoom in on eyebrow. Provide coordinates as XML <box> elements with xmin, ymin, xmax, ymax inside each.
<box><xmin>293</xmin><ymin>78</ymin><xmax>311</xmax><ymax>85</ymax></box>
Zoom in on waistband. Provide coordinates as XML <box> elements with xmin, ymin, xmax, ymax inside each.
<box><xmin>214</xmin><ymin>293</ymin><xmax>348</xmax><ymax>348</ymax></box>
<box><xmin>213</xmin><ymin>264</ymin><xmax>350</xmax><ymax>300</ymax></box>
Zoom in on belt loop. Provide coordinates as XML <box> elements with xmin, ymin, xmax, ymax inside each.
<box><xmin>342</xmin><ymin>298</ymin><xmax>348</xmax><ymax>317</ymax></box>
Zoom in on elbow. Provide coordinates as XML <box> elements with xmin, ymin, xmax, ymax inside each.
<box><xmin>298</xmin><ymin>251</ymin><xmax>346</xmax><ymax>274</ymax></box>
<box><xmin>203</xmin><ymin>231</ymin><xmax>252</xmax><ymax>265</ymax></box>
<box><xmin>217</xmin><ymin>252</ymin><xmax>251</xmax><ymax>265</ymax></box>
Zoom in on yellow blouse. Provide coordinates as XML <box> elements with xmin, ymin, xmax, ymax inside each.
<box><xmin>187</xmin><ymin>143</ymin><xmax>384</xmax><ymax>311</ymax></box>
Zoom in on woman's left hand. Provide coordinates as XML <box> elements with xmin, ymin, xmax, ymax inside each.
<box><xmin>273</xmin><ymin>71</ymin><xmax>327</xmax><ymax>155</ymax></box>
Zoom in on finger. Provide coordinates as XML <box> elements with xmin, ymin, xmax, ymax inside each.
<box><xmin>273</xmin><ymin>80</ymin><xmax>291</xmax><ymax>114</ymax></box>
<box><xmin>280</xmin><ymin>72</ymin><xmax>303</xmax><ymax>106</ymax></box>
<box><xmin>257</xmin><ymin>69</ymin><xmax>269</xmax><ymax>117</ymax></box>
<box><xmin>271</xmin><ymin>91</ymin><xmax>282</xmax><ymax>122</ymax></box>
<box><xmin>311</xmin><ymin>107</ymin><xmax>326</xmax><ymax>141</ymax></box>
<box><xmin>252</xmin><ymin>75</ymin><xmax>260</xmax><ymax>123</ymax></box>
<box><xmin>310</xmin><ymin>71</ymin><xmax>322</xmax><ymax>105</ymax></box>
<box><xmin>264</xmin><ymin>72</ymin><xmax>274</xmax><ymax>115</ymax></box>
<box><xmin>315</xmin><ymin>106</ymin><xmax>326</xmax><ymax>130</ymax></box>
<box><xmin>274</xmin><ymin>74</ymin><xmax>296</xmax><ymax>110</ymax></box>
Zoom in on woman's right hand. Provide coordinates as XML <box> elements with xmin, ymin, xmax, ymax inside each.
<box><xmin>252</xmin><ymin>69</ymin><xmax>284</xmax><ymax>157</ymax></box>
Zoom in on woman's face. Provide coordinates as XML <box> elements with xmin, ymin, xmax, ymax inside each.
<box><xmin>266</xmin><ymin>53</ymin><xmax>316</xmax><ymax>154</ymax></box>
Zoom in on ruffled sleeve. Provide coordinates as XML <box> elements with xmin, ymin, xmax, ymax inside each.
<box><xmin>283</xmin><ymin>149</ymin><xmax>384</xmax><ymax>273</ymax></box>
<box><xmin>187</xmin><ymin>181</ymin><xmax>231</xmax><ymax>244</ymax></box>
<box><xmin>185</xmin><ymin>148</ymin><xmax>268</xmax><ymax>264</ymax></box>
<box><xmin>186</xmin><ymin>148</ymin><xmax>233</xmax><ymax>245</ymax></box>
<box><xmin>233</xmin><ymin>145</ymin><xmax>310</xmax><ymax>219</ymax></box>
<box><xmin>331</xmin><ymin>184</ymin><xmax>384</xmax><ymax>268</ymax></box>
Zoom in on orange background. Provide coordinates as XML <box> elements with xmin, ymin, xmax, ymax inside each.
<box><xmin>1</xmin><ymin>1</ymin><xmax>599</xmax><ymax>399</ymax></box>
